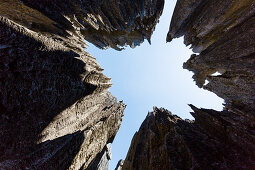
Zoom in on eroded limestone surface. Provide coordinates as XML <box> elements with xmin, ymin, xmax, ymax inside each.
<box><xmin>123</xmin><ymin>106</ymin><xmax>255</xmax><ymax>169</ymax></box>
<box><xmin>0</xmin><ymin>0</ymin><xmax>164</xmax><ymax>51</ymax></box>
<box><xmin>0</xmin><ymin>16</ymin><xmax>125</xmax><ymax>169</ymax></box>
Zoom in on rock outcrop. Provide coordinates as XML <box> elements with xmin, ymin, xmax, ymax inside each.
<box><xmin>2</xmin><ymin>0</ymin><xmax>164</xmax><ymax>51</ymax></box>
<box><xmin>122</xmin><ymin>0</ymin><xmax>255</xmax><ymax>169</ymax></box>
<box><xmin>0</xmin><ymin>15</ymin><xmax>125</xmax><ymax>169</ymax></box>
<box><xmin>0</xmin><ymin>0</ymin><xmax>163</xmax><ymax>169</ymax></box>
<box><xmin>168</xmin><ymin>0</ymin><xmax>255</xmax><ymax>109</ymax></box>
<box><xmin>123</xmin><ymin>106</ymin><xmax>255</xmax><ymax>169</ymax></box>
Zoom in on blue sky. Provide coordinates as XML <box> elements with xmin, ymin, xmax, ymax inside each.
<box><xmin>86</xmin><ymin>0</ymin><xmax>224</xmax><ymax>169</ymax></box>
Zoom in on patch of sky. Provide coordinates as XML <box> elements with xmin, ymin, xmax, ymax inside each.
<box><xmin>86</xmin><ymin>0</ymin><xmax>224</xmax><ymax>169</ymax></box>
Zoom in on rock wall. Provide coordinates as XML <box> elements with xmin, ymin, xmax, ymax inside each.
<box><xmin>122</xmin><ymin>0</ymin><xmax>255</xmax><ymax>169</ymax></box>
<box><xmin>0</xmin><ymin>15</ymin><xmax>124</xmax><ymax>170</ymax></box>
<box><xmin>168</xmin><ymin>0</ymin><xmax>255</xmax><ymax>109</ymax></box>
<box><xmin>0</xmin><ymin>0</ymin><xmax>163</xmax><ymax>169</ymax></box>
<box><xmin>123</xmin><ymin>106</ymin><xmax>255</xmax><ymax>169</ymax></box>
<box><xmin>3</xmin><ymin>0</ymin><xmax>164</xmax><ymax>51</ymax></box>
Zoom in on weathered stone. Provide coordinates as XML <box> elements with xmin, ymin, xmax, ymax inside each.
<box><xmin>3</xmin><ymin>0</ymin><xmax>255</xmax><ymax>169</ymax></box>
<box><xmin>167</xmin><ymin>0</ymin><xmax>255</xmax><ymax>53</ymax></box>
<box><xmin>0</xmin><ymin>0</ymin><xmax>164</xmax><ymax>51</ymax></box>
<box><xmin>87</xmin><ymin>144</ymin><xmax>112</xmax><ymax>170</ymax></box>
<box><xmin>0</xmin><ymin>0</ymin><xmax>164</xmax><ymax>169</ymax></box>
<box><xmin>169</xmin><ymin>0</ymin><xmax>255</xmax><ymax>126</ymax></box>
<box><xmin>0</xmin><ymin>14</ymin><xmax>125</xmax><ymax>169</ymax></box>
<box><xmin>123</xmin><ymin>106</ymin><xmax>255</xmax><ymax>169</ymax></box>
<box><xmin>171</xmin><ymin>0</ymin><xmax>255</xmax><ymax>109</ymax></box>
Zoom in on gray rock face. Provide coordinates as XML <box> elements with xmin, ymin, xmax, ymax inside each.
<box><xmin>1</xmin><ymin>0</ymin><xmax>164</xmax><ymax>51</ymax></box>
<box><xmin>0</xmin><ymin>15</ymin><xmax>125</xmax><ymax>169</ymax></box>
<box><xmin>123</xmin><ymin>106</ymin><xmax>255</xmax><ymax>170</ymax></box>
<box><xmin>122</xmin><ymin>0</ymin><xmax>255</xmax><ymax>169</ymax></box>
<box><xmin>87</xmin><ymin>144</ymin><xmax>112</xmax><ymax>170</ymax></box>
<box><xmin>0</xmin><ymin>0</ymin><xmax>158</xmax><ymax>169</ymax></box>
<box><xmin>167</xmin><ymin>0</ymin><xmax>255</xmax><ymax>53</ymax></box>
<box><xmin>168</xmin><ymin>0</ymin><xmax>255</xmax><ymax>110</ymax></box>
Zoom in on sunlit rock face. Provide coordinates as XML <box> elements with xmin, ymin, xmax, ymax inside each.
<box><xmin>168</xmin><ymin>0</ymin><xmax>255</xmax><ymax>110</ymax></box>
<box><xmin>87</xmin><ymin>144</ymin><xmax>112</xmax><ymax>170</ymax></box>
<box><xmin>122</xmin><ymin>0</ymin><xmax>255</xmax><ymax>169</ymax></box>
<box><xmin>0</xmin><ymin>15</ymin><xmax>125</xmax><ymax>169</ymax></box>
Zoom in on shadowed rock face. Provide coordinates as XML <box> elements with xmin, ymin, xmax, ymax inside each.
<box><xmin>1</xmin><ymin>0</ymin><xmax>164</xmax><ymax>51</ymax></box>
<box><xmin>123</xmin><ymin>107</ymin><xmax>255</xmax><ymax>170</ymax></box>
<box><xmin>122</xmin><ymin>0</ymin><xmax>255</xmax><ymax>169</ymax></box>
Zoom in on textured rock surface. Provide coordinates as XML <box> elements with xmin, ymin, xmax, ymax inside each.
<box><xmin>87</xmin><ymin>144</ymin><xmax>112</xmax><ymax>170</ymax></box>
<box><xmin>0</xmin><ymin>15</ymin><xmax>125</xmax><ymax>169</ymax></box>
<box><xmin>0</xmin><ymin>0</ymin><xmax>164</xmax><ymax>51</ymax></box>
<box><xmin>2</xmin><ymin>0</ymin><xmax>255</xmax><ymax>169</ymax></box>
<box><xmin>168</xmin><ymin>0</ymin><xmax>255</xmax><ymax>109</ymax></box>
<box><xmin>123</xmin><ymin>0</ymin><xmax>255</xmax><ymax>169</ymax></box>
<box><xmin>167</xmin><ymin>0</ymin><xmax>255</xmax><ymax>52</ymax></box>
<box><xmin>123</xmin><ymin>106</ymin><xmax>255</xmax><ymax>169</ymax></box>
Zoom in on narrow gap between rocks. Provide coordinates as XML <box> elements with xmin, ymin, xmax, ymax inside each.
<box><xmin>86</xmin><ymin>0</ymin><xmax>224</xmax><ymax>169</ymax></box>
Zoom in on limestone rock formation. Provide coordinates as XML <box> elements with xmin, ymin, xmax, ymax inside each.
<box><xmin>123</xmin><ymin>106</ymin><xmax>255</xmax><ymax>169</ymax></box>
<box><xmin>168</xmin><ymin>0</ymin><xmax>255</xmax><ymax>110</ymax></box>
<box><xmin>0</xmin><ymin>15</ymin><xmax>125</xmax><ymax>169</ymax></box>
<box><xmin>0</xmin><ymin>0</ymin><xmax>163</xmax><ymax>169</ymax></box>
<box><xmin>2</xmin><ymin>0</ymin><xmax>164</xmax><ymax>51</ymax></box>
<box><xmin>122</xmin><ymin>0</ymin><xmax>255</xmax><ymax>169</ymax></box>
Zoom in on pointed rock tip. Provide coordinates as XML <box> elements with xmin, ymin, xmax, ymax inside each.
<box><xmin>166</xmin><ymin>32</ymin><xmax>173</xmax><ymax>42</ymax></box>
<box><xmin>188</xmin><ymin>104</ymin><xmax>199</xmax><ymax>111</ymax></box>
